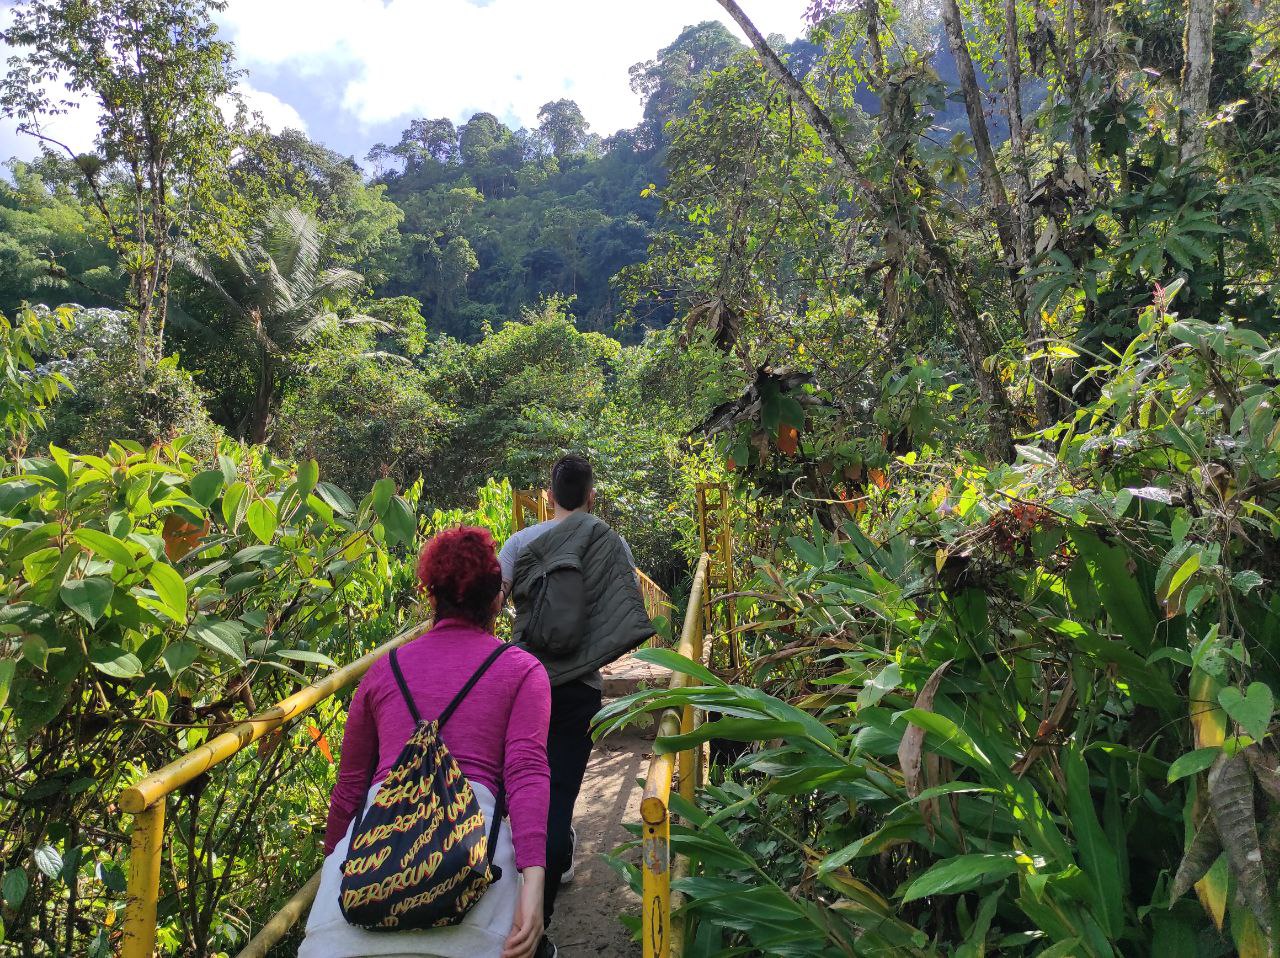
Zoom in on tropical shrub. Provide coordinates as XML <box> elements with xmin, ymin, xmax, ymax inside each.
<box><xmin>27</xmin><ymin>305</ymin><xmax>224</xmax><ymax>461</ymax></box>
<box><xmin>273</xmin><ymin>333</ymin><xmax>445</xmax><ymax>496</ymax></box>
<box><xmin>602</xmin><ymin>290</ymin><xmax>1280</xmax><ymax>956</ymax></box>
<box><xmin>0</xmin><ymin>428</ymin><xmax>422</xmax><ymax>955</ymax></box>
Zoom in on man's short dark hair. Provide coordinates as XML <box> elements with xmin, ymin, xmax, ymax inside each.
<box><xmin>551</xmin><ymin>454</ymin><xmax>593</xmax><ymax>511</ymax></box>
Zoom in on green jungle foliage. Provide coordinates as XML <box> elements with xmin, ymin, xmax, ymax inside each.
<box><xmin>0</xmin><ymin>0</ymin><xmax>1279</xmax><ymax>952</ymax></box>
<box><xmin>0</xmin><ymin>307</ymin><xmax>423</xmax><ymax>955</ymax></box>
<box><xmin>603</xmin><ymin>292</ymin><xmax>1280</xmax><ymax>956</ymax></box>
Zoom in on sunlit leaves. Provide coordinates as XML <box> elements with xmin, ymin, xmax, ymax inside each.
<box><xmin>146</xmin><ymin>563</ymin><xmax>188</xmax><ymax>622</ymax></box>
<box><xmin>60</xmin><ymin>577</ymin><xmax>113</xmax><ymax>626</ymax></box>
<box><xmin>1218</xmin><ymin>684</ymin><xmax>1274</xmax><ymax>743</ymax></box>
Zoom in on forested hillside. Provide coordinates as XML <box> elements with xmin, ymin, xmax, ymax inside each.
<box><xmin>2</xmin><ymin>0</ymin><xmax>1280</xmax><ymax>954</ymax></box>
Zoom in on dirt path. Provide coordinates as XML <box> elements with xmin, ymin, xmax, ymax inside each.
<box><xmin>547</xmin><ymin>724</ymin><xmax>652</xmax><ymax>957</ymax></box>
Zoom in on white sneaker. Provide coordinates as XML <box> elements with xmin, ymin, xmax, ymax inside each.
<box><xmin>560</xmin><ymin>826</ymin><xmax>577</xmax><ymax>884</ymax></box>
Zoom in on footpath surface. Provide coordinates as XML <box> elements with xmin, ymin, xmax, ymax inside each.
<box><xmin>550</xmin><ymin>655</ymin><xmax>662</xmax><ymax>957</ymax></box>
<box><xmin>550</xmin><ymin>724</ymin><xmax>650</xmax><ymax>957</ymax></box>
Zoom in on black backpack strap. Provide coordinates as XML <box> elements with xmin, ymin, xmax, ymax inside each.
<box><xmin>438</xmin><ymin>643</ymin><xmax>512</xmax><ymax>728</ymax></box>
<box><xmin>487</xmin><ymin>786</ymin><xmax>506</xmax><ymax>876</ymax></box>
<box><xmin>386</xmin><ymin>642</ymin><xmax>512</xmax><ymax>878</ymax></box>
<box><xmin>388</xmin><ymin>649</ymin><xmax>421</xmax><ymax>724</ymax></box>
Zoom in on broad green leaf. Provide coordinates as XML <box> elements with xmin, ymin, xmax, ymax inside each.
<box><xmin>221</xmin><ymin>481</ymin><xmax>247</xmax><ymax>531</ymax></box>
<box><xmin>231</xmin><ymin>544</ymin><xmax>284</xmax><ymax>567</ymax></box>
<box><xmin>858</xmin><ymin>661</ymin><xmax>901</xmax><ymax>709</ymax></box>
<box><xmin>1069</xmin><ymin>530</ymin><xmax>1157</xmax><ymax>652</ymax></box>
<box><xmin>1167</xmin><ymin>747</ymin><xmax>1221</xmax><ymax>782</ymax></box>
<box><xmin>654</xmin><ymin>718</ymin><xmax>806</xmax><ymax>754</ymax></box>
<box><xmin>0</xmin><ymin>479</ymin><xmax>45</xmax><ymax>512</ymax></box>
<box><xmin>162</xmin><ymin>641</ymin><xmax>200</xmax><ymax>674</ymax></box>
<box><xmin>382</xmin><ymin>495</ymin><xmax>416</xmax><ymax>547</ymax></box>
<box><xmin>246</xmin><ymin>499</ymin><xmax>278</xmax><ymax>545</ymax></box>
<box><xmin>306</xmin><ymin>493</ymin><xmax>335</xmax><ymax>527</ymax></box>
<box><xmin>901</xmin><ymin>853</ymin><xmax>1019</xmax><ymax>902</ymax></box>
<box><xmin>315</xmin><ymin>481</ymin><xmax>355</xmax><ymax>516</ymax></box>
<box><xmin>1064</xmin><ymin>747</ymin><xmax>1124</xmax><ymax>937</ymax></box>
<box><xmin>275</xmin><ymin>649</ymin><xmax>337</xmax><ymax>669</ymax></box>
<box><xmin>22</xmin><ymin>636</ymin><xmax>50</xmax><ymax>671</ymax></box>
<box><xmin>89</xmin><ymin>644</ymin><xmax>143</xmax><ymax>679</ymax></box>
<box><xmin>1162</xmin><ymin>551</ymin><xmax>1202</xmax><ymax>606</ymax></box>
<box><xmin>0</xmin><ymin>660</ymin><xmax>14</xmax><ymax>711</ymax></box>
<box><xmin>631</xmin><ymin>647</ymin><xmax>726</xmax><ymax>687</ymax></box>
<box><xmin>2</xmin><ymin>869</ymin><xmax>27</xmax><ymax>909</ymax></box>
<box><xmin>297</xmin><ymin>459</ymin><xmax>320</xmax><ymax>496</ymax></box>
<box><xmin>1218</xmin><ymin>683</ymin><xmax>1273</xmax><ymax>742</ymax></box>
<box><xmin>33</xmin><ymin>845</ymin><xmax>62</xmax><ymax>880</ymax></box>
<box><xmin>147</xmin><ymin>563</ymin><xmax>188</xmax><ymax>622</ymax></box>
<box><xmin>898</xmin><ymin>708</ymin><xmax>990</xmax><ymax>768</ymax></box>
<box><xmin>371</xmin><ymin>477</ymin><xmax>395</xmax><ymax>515</ymax></box>
<box><xmin>189</xmin><ymin>469</ymin><xmax>224</xmax><ymax>507</ymax></box>
<box><xmin>60</xmin><ymin>577</ymin><xmax>113</xmax><ymax>626</ymax></box>
<box><xmin>191</xmin><ymin>619</ymin><xmax>247</xmax><ymax>664</ymax></box>
<box><xmin>71</xmin><ymin>529</ymin><xmax>134</xmax><ymax>568</ymax></box>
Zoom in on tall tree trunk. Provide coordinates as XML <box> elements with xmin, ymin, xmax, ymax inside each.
<box><xmin>714</xmin><ymin>0</ymin><xmax>1016</xmax><ymax>460</ymax></box>
<box><xmin>1002</xmin><ymin>0</ymin><xmax>1055</xmax><ymax>427</ymax></box>
<box><xmin>939</xmin><ymin>0</ymin><xmax>1018</xmax><ymax>261</ymax></box>
<box><xmin>940</xmin><ymin>0</ymin><xmax>1056</xmax><ymax>430</ymax></box>
<box><xmin>1179</xmin><ymin>0</ymin><xmax>1216</xmax><ymax>160</ymax></box>
<box><xmin>249</xmin><ymin>346</ymin><xmax>275</xmax><ymax>446</ymax></box>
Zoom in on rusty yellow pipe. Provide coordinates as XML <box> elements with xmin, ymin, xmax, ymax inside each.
<box><xmin>120</xmin><ymin>623</ymin><xmax>423</xmax><ymax>814</ymax></box>
<box><xmin>120</xmin><ymin>803</ymin><xmax>164</xmax><ymax>958</ymax></box>
<box><xmin>678</xmin><ymin>704</ymin><xmax>695</xmax><ymax>805</ymax></box>
<box><xmin>641</xmin><ymin>554</ymin><xmax>709</xmax><ymax>958</ymax></box>
<box><xmin>641</xmin><ymin>791</ymin><xmax>671</xmax><ymax>958</ymax></box>
<box><xmin>233</xmin><ymin>867</ymin><xmax>323</xmax><ymax>958</ymax></box>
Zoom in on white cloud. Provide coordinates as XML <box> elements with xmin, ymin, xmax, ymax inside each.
<box><xmin>0</xmin><ymin>81</ymin><xmax>306</xmax><ymax>164</ymax></box>
<box><xmin>0</xmin><ymin>88</ymin><xmax>101</xmax><ymax>164</ymax></box>
<box><xmin>232</xmin><ymin>82</ymin><xmax>309</xmax><ymax>133</ymax></box>
<box><xmin>220</xmin><ymin>0</ymin><xmax>811</xmax><ymax>135</ymax></box>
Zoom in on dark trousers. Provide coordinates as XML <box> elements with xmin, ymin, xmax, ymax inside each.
<box><xmin>543</xmin><ymin>678</ymin><xmax>602</xmax><ymax>925</ymax></box>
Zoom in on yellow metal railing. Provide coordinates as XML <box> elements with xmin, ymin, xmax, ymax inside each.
<box><xmin>641</xmin><ymin>552</ymin><xmax>710</xmax><ymax>958</ymax></box>
<box><xmin>117</xmin><ymin>621</ymin><xmax>427</xmax><ymax>958</ymax></box>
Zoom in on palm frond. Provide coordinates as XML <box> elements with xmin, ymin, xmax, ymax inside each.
<box><xmin>262</xmin><ymin>206</ymin><xmax>323</xmax><ymax>291</ymax></box>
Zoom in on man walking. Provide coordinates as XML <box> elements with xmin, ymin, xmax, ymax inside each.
<box><xmin>499</xmin><ymin>454</ymin><xmax>654</xmax><ymax>958</ymax></box>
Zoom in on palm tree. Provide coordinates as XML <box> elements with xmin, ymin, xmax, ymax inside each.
<box><xmin>180</xmin><ymin>206</ymin><xmax>382</xmax><ymax>444</ymax></box>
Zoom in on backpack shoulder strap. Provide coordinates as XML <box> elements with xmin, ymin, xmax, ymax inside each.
<box><xmin>388</xmin><ymin>649</ymin><xmax>421</xmax><ymax>725</ymax></box>
<box><xmin>438</xmin><ymin>643</ymin><xmax>512</xmax><ymax>728</ymax></box>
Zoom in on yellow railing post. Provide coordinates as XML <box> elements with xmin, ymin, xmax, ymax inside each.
<box><xmin>116</xmin><ymin>622</ymin><xmax>425</xmax><ymax>951</ymax></box>
<box><xmin>641</xmin><ymin>790</ymin><xmax>671</xmax><ymax>958</ymax></box>
<box><xmin>642</xmin><ymin>554</ymin><xmax>709</xmax><ymax>958</ymax></box>
<box><xmin>120</xmin><ymin>802</ymin><xmax>164</xmax><ymax>958</ymax></box>
<box><xmin>695</xmin><ymin>483</ymin><xmax>737</xmax><ymax>670</ymax></box>
<box><xmin>677</xmin><ymin>704</ymin><xmax>696</xmax><ymax>805</ymax></box>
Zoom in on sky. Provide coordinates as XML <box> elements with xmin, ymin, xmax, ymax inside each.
<box><xmin>0</xmin><ymin>0</ymin><xmax>812</xmax><ymax>165</ymax></box>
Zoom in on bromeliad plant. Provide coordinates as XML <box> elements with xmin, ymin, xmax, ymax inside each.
<box><xmin>0</xmin><ymin>390</ymin><xmax>422</xmax><ymax>954</ymax></box>
<box><xmin>600</xmin><ymin>288</ymin><xmax>1280</xmax><ymax>956</ymax></box>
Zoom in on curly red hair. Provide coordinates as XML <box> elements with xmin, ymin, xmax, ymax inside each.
<box><xmin>417</xmin><ymin>526</ymin><xmax>503</xmax><ymax>625</ymax></box>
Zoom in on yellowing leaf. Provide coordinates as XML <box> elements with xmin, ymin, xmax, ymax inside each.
<box><xmin>1195</xmin><ymin>852</ymin><xmax>1229</xmax><ymax>931</ymax></box>
<box><xmin>1190</xmin><ymin>667</ymin><xmax>1228</xmax><ymax>749</ymax></box>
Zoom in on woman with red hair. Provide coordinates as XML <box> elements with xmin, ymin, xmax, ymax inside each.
<box><xmin>300</xmin><ymin>527</ymin><xmax>551</xmax><ymax>958</ymax></box>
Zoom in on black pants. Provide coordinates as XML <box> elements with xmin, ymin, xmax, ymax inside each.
<box><xmin>543</xmin><ymin>678</ymin><xmax>602</xmax><ymax>925</ymax></box>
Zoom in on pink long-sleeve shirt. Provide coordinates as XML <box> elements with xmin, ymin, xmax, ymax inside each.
<box><xmin>322</xmin><ymin>619</ymin><xmax>551</xmax><ymax>870</ymax></box>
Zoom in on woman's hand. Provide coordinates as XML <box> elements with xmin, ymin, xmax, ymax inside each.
<box><xmin>503</xmin><ymin>866</ymin><xmax>545</xmax><ymax>958</ymax></box>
